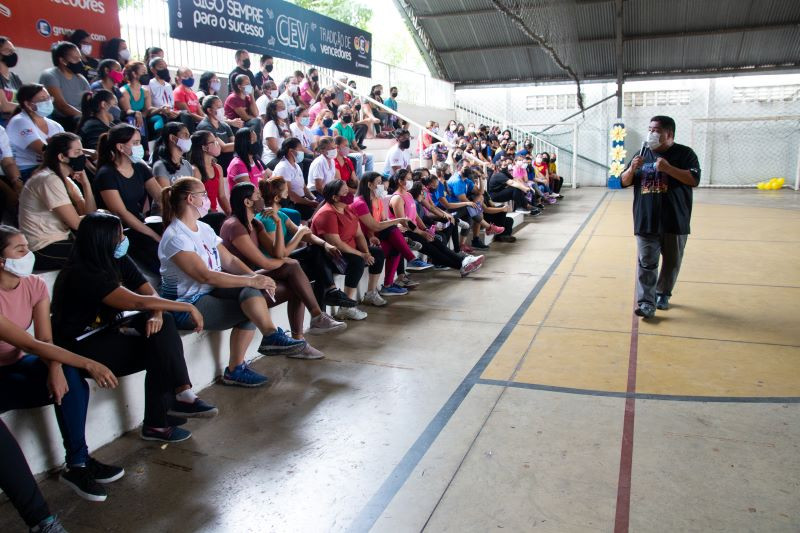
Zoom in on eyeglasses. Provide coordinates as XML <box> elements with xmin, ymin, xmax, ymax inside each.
<box><xmin>191</xmin><ymin>191</ymin><xmax>208</xmax><ymax>198</ymax></box>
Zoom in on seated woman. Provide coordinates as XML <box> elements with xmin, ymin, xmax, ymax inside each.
<box><xmin>189</xmin><ymin>130</ymin><xmax>230</xmax><ymax>234</ymax></box>
<box><xmin>52</xmin><ymin>212</ymin><xmax>217</xmax><ymax>444</ymax></box>
<box><xmin>273</xmin><ymin>138</ymin><xmax>319</xmax><ymax>221</ymax></box>
<box><xmin>195</xmin><ymin>95</ymin><xmax>235</xmax><ymax>171</ymax></box>
<box><xmin>227</xmin><ymin>127</ymin><xmax>271</xmax><ymax>191</ymax></box>
<box><xmin>119</xmin><ymin>61</ymin><xmax>154</xmax><ymax>141</ymax></box>
<box><xmin>388</xmin><ymin>171</ymin><xmax>484</xmax><ymax>277</ymax></box>
<box><xmin>6</xmin><ymin>84</ymin><xmax>64</xmax><ymax>181</ymax></box>
<box><xmin>257</xmin><ymin>178</ymin><xmax>356</xmax><ymax>309</ymax></box>
<box><xmin>220</xmin><ymin>183</ymin><xmax>346</xmax><ymax>358</ymax></box>
<box><xmin>333</xmin><ymin>135</ymin><xmax>359</xmax><ymax>196</ymax></box>
<box><xmin>0</xmin><ymin>225</ymin><xmax>123</xmax><ymax>503</ymax></box>
<box><xmin>151</xmin><ymin>121</ymin><xmax>194</xmax><ymax>186</ymax></box>
<box><xmin>488</xmin><ymin>157</ymin><xmax>540</xmax><ymax>215</ymax></box>
<box><xmin>311</xmin><ymin>179</ymin><xmax>388</xmax><ymax>320</ymax></box>
<box><xmin>158</xmin><ymin>177</ymin><xmax>306</xmax><ymax>387</ymax></box>
<box><xmin>311</xmin><ymin>109</ymin><xmax>335</xmax><ymax>146</ymax></box>
<box><xmin>89</xmin><ymin>59</ymin><xmax>126</xmax><ymax>113</ymax></box>
<box><xmin>351</xmin><ymin>172</ymin><xmax>418</xmax><ymax>296</ymax></box>
<box><xmin>308</xmin><ymin>136</ymin><xmax>338</xmax><ymax>201</ymax></box>
<box><xmin>261</xmin><ymin>99</ymin><xmax>291</xmax><ymax>168</ymax></box>
<box><xmin>289</xmin><ymin>107</ymin><xmax>315</xmax><ymax>176</ymax></box>
<box><xmin>224</xmin><ymin>74</ymin><xmax>261</xmax><ymax>137</ymax></box>
<box><xmin>18</xmin><ymin>132</ymin><xmax>96</xmax><ymax>270</ymax></box>
<box><xmin>78</xmin><ymin>88</ymin><xmax>116</xmax><ymax>151</ymax></box>
<box><xmin>95</xmin><ymin>123</ymin><xmax>163</xmax><ymax>274</ymax></box>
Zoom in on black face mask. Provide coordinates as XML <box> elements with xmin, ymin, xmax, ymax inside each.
<box><xmin>322</xmin><ymin>118</ymin><xmax>334</xmax><ymax>128</ymax></box>
<box><xmin>242</xmin><ymin>58</ymin><xmax>251</xmax><ymax>70</ymax></box>
<box><xmin>354</xmin><ymin>104</ymin><xmax>361</xmax><ymax>111</ymax></box>
<box><xmin>1</xmin><ymin>52</ymin><xmax>18</xmax><ymax>68</ymax></box>
<box><xmin>391</xmin><ymin>92</ymin><xmax>398</xmax><ymax>98</ymax></box>
<box><xmin>311</xmin><ymin>75</ymin><xmax>319</xmax><ymax>82</ymax></box>
<box><xmin>342</xmin><ymin>114</ymin><xmax>352</xmax><ymax>124</ymax></box>
<box><xmin>265</xmin><ymin>64</ymin><xmax>273</xmax><ymax>73</ymax></box>
<box><xmin>66</xmin><ymin>60</ymin><xmax>84</xmax><ymax>75</ymax></box>
<box><xmin>249</xmin><ymin>141</ymin><xmax>260</xmax><ymax>155</ymax></box>
<box><xmin>374</xmin><ymin>91</ymin><xmax>381</xmax><ymax>97</ymax></box>
<box><xmin>399</xmin><ymin>139</ymin><xmax>410</xmax><ymax>150</ymax></box>
<box><xmin>67</xmin><ymin>154</ymin><xmax>87</xmax><ymax>172</ymax></box>
<box><xmin>156</xmin><ymin>68</ymin><xmax>171</xmax><ymax>82</ymax></box>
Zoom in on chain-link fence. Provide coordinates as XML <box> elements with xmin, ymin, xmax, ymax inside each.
<box><xmin>456</xmin><ymin>75</ymin><xmax>800</xmax><ymax>188</ymax></box>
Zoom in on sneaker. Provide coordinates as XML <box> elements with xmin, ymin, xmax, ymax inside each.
<box><xmin>288</xmin><ymin>343</ymin><xmax>325</xmax><ymax>360</ymax></box>
<box><xmin>486</xmin><ymin>224</ymin><xmax>505</xmax><ymax>235</ymax></box>
<box><xmin>471</xmin><ymin>238</ymin><xmax>489</xmax><ymax>250</ymax></box>
<box><xmin>460</xmin><ymin>255</ymin><xmax>485</xmax><ymax>277</ymax></box>
<box><xmin>322</xmin><ymin>288</ymin><xmax>357</xmax><ymax>308</ymax></box>
<box><xmin>406</xmin><ymin>258</ymin><xmax>433</xmax><ymax>271</ymax></box>
<box><xmin>461</xmin><ymin>244</ymin><xmax>475</xmax><ymax>254</ymax></box>
<box><xmin>634</xmin><ymin>303</ymin><xmax>656</xmax><ymax>319</ymax></box>
<box><xmin>86</xmin><ymin>457</ymin><xmax>124</xmax><ymax>484</ymax></box>
<box><xmin>258</xmin><ymin>327</ymin><xmax>307</xmax><ymax>356</ymax></box>
<box><xmin>334</xmin><ymin>306</ymin><xmax>368</xmax><ymax>320</ymax></box>
<box><xmin>529</xmin><ymin>208</ymin><xmax>542</xmax><ymax>217</ymax></box>
<box><xmin>433</xmin><ymin>264</ymin><xmax>449</xmax><ymax>270</ymax></box>
<box><xmin>406</xmin><ymin>239</ymin><xmax>423</xmax><ymax>252</ymax></box>
<box><xmin>555</xmin><ymin>193</ymin><xmax>564</xmax><ymax>199</ymax></box>
<box><xmin>380</xmin><ymin>284</ymin><xmax>409</xmax><ymax>296</ymax></box>
<box><xmin>140</xmin><ymin>425</ymin><xmax>193</xmax><ymax>443</ymax></box>
<box><xmin>656</xmin><ymin>294</ymin><xmax>670</xmax><ymax>310</ymax></box>
<box><xmin>395</xmin><ymin>276</ymin><xmax>419</xmax><ymax>289</ymax></box>
<box><xmin>545</xmin><ymin>196</ymin><xmax>557</xmax><ymax>204</ymax></box>
<box><xmin>60</xmin><ymin>466</ymin><xmax>107</xmax><ymax>502</ymax></box>
<box><xmin>30</xmin><ymin>516</ymin><xmax>68</xmax><ymax>533</ymax></box>
<box><xmin>515</xmin><ymin>207</ymin><xmax>531</xmax><ymax>214</ymax></box>
<box><xmin>362</xmin><ymin>289</ymin><xmax>387</xmax><ymax>307</ymax></box>
<box><xmin>168</xmin><ymin>397</ymin><xmax>219</xmax><ymax>419</ymax></box>
<box><xmin>222</xmin><ymin>362</ymin><xmax>269</xmax><ymax>387</ymax></box>
<box><xmin>306</xmin><ymin>312</ymin><xmax>347</xmax><ymax>335</ymax></box>
<box><xmin>495</xmin><ymin>235</ymin><xmax>517</xmax><ymax>243</ymax></box>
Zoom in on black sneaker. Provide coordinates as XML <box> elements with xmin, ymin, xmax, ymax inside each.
<box><xmin>495</xmin><ymin>235</ymin><xmax>516</xmax><ymax>243</ymax></box>
<box><xmin>86</xmin><ymin>457</ymin><xmax>124</xmax><ymax>484</ymax></box>
<box><xmin>634</xmin><ymin>303</ymin><xmax>656</xmax><ymax>319</ymax></box>
<box><xmin>60</xmin><ymin>466</ymin><xmax>107</xmax><ymax>502</ymax></box>
<box><xmin>656</xmin><ymin>294</ymin><xmax>670</xmax><ymax>310</ymax></box>
<box><xmin>168</xmin><ymin>397</ymin><xmax>219</xmax><ymax>418</ymax></box>
<box><xmin>141</xmin><ymin>425</ymin><xmax>192</xmax><ymax>443</ymax></box>
<box><xmin>471</xmin><ymin>238</ymin><xmax>489</xmax><ymax>250</ymax></box>
<box><xmin>29</xmin><ymin>515</ymin><xmax>67</xmax><ymax>533</ymax></box>
<box><xmin>323</xmin><ymin>287</ymin><xmax>357</xmax><ymax>308</ymax></box>
<box><xmin>529</xmin><ymin>208</ymin><xmax>542</xmax><ymax>217</ymax></box>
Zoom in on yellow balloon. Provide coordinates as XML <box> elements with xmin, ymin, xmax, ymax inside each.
<box><xmin>777</xmin><ymin>178</ymin><xmax>786</xmax><ymax>186</ymax></box>
<box><xmin>771</xmin><ymin>182</ymin><xmax>781</xmax><ymax>190</ymax></box>
<box><xmin>756</xmin><ymin>183</ymin><xmax>765</xmax><ymax>189</ymax></box>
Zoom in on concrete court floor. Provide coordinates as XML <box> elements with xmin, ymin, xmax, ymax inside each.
<box><xmin>1</xmin><ymin>187</ymin><xmax>799</xmax><ymax>532</ymax></box>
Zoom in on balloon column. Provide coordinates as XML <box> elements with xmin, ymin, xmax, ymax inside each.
<box><xmin>756</xmin><ymin>177</ymin><xmax>786</xmax><ymax>190</ymax></box>
<box><xmin>608</xmin><ymin>120</ymin><xmax>626</xmax><ymax>189</ymax></box>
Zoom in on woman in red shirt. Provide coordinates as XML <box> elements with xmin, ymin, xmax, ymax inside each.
<box><xmin>189</xmin><ymin>130</ymin><xmax>230</xmax><ymax>234</ymax></box>
<box><xmin>333</xmin><ymin>135</ymin><xmax>358</xmax><ymax>199</ymax></box>
<box><xmin>310</xmin><ymin>179</ymin><xmax>386</xmax><ymax>320</ymax></box>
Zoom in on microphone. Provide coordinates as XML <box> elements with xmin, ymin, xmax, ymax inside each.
<box><xmin>640</xmin><ymin>142</ymin><xmax>647</xmax><ymax>157</ymax></box>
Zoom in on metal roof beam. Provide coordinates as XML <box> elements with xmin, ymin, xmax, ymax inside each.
<box><xmin>416</xmin><ymin>0</ymin><xmax>613</xmax><ymax>19</ymax></box>
<box><xmin>438</xmin><ymin>22</ymin><xmax>800</xmax><ymax>55</ymax></box>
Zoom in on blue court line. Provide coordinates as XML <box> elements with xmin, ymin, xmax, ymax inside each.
<box><xmin>477</xmin><ymin>378</ymin><xmax>800</xmax><ymax>404</ymax></box>
<box><xmin>347</xmin><ymin>192</ymin><xmax>610</xmax><ymax>533</ymax></box>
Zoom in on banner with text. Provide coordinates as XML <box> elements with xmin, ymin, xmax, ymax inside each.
<box><xmin>0</xmin><ymin>0</ymin><xmax>121</xmax><ymax>55</ymax></box>
<box><xmin>167</xmin><ymin>0</ymin><xmax>372</xmax><ymax>77</ymax></box>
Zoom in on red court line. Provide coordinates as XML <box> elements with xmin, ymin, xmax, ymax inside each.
<box><xmin>614</xmin><ymin>302</ymin><xmax>640</xmax><ymax>533</ymax></box>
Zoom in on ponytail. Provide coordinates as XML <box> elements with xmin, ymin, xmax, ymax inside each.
<box><xmin>97</xmin><ymin>123</ymin><xmax>137</xmax><ymax>169</ymax></box>
<box><xmin>275</xmin><ymin>137</ymin><xmax>301</xmax><ymax>161</ymax></box>
<box><xmin>78</xmin><ymin>89</ymin><xmax>113</xmax><ymax>133</ymax></box>
<box><xmin>162</xmin><ymin>177</ymin><xmax>201</xmax><ymax>226</ymax></box>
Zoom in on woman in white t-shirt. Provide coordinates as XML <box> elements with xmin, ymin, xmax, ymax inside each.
<box><xmin>19</xmin><ymin>132</ymin><xmax>96</xmax><ymax>270</ymax></box>
<box><xmin>158</xmin><ymin>177</ymin><xmax>306</xmax><ymax>388</ymax></box>
<box><xmin>261</xmin><ymin>99</ymin><xmax>290</xmax><ymax>168</ymax></box>
<box><xmin>289</xmin><ymin>107</ymin><xmax>314</xmax><ymax>180</ymax></box>
<box><xmin>308</xmin><ymin>136</ymin><xmax>337</xmax><ymax>200</ymax></box>
<box><xmin>6</xmin><ymin>84</ymin><xmax>64</xmax><ymax>180</ymax></box>
<box><xmin>273</xmin><ymin>138</ymin><xmax>318</xmax><ymax>221</ymax></box>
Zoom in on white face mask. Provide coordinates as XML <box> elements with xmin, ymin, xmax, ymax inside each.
<box><xmin>210</xmin><ymin>80</ymin><xmax>221</xmax><ymax>92</ymax></box>
<box><xmin>81</xmin><ymin>44</ymin><xmax>93</xmax><ymax>56</ymax></box>
<box><xmin>176</xmin><ymin>138</ymin><xmax>192</xmax><ymax>153</ymax></box>
<box><xmin>3</xmin><ymin>251</ymin><xmax>35</xmax><ymax>278</ymax></box>
<box><xmin>326</xmin><ymin>149</ymin><xmax>337</xmax><ymax>159</ymax></box>
<box><xmin>119</xmin><ymin>48</ymin><xmax>131</xmax><ymax>61</ymax></box>
<box><xmin>405</xmin><ymin>180</ymin><xmax>414</xmax><ymax>190</ymax></box>
<box><xmin>269</xmin><ymin>90</ymin><xmax>279</xmax><ymax>99</ymax></box>
<box><xmin>243</xmin><ymin>85</ymin><xmax>253</xmax><ymax>95</ymax></box>
<box><xmin>289</xmin><ymin>84</ymin><xmax>298</xmax><ymax>94</ymax></box>
<box><xmin>375</xmin><ymin>184</ymin><xmax>386</xmax><ymax>198</ymax></box>
<box><xmin>216</xmin><ymin>108</ymin><xmax>226</xmax><ymax>122</ymax></box>
<box><xmin>277</xmin><ymin>109</ymin><xmax>288</xmax><ymax>119</ymax></box>
<box><xmin>646</xmin><ymin>131</ymin><xmax>661</xmax><ymax>150</ymax></box>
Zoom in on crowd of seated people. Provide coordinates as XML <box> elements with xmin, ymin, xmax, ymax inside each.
<box><xmin>0</xmin><ymin>35</ymin><xmax>571</xmax><ymax>531</ymax></box>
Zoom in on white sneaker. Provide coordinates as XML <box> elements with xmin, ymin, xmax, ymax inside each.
<box><xmin>362</xmin><ymin>289</ymin><xmax>387</xmax><ymax>307</ymax></box>
<box><xmin>288</xmin><ymin>342</ymin><xmax>325</xmax><ymax>359</ymax></box>
<box><xmin>334</xmin><ymin>306</ymin><xmax>368</xmax><ymax>321</ymax></box>
<box><xmin>305</xmin><ymin>312</ymin><xmax>347</xmax><ymax>335</ymax></box>
<box><xmin>460</xmin><ymin>255</ymin><xmax>485</xmax><ymax>277</ymax></box>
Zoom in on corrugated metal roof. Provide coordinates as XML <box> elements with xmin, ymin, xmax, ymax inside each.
<box><xmin>397</xmin><ymin>0</ymin><xmax>800</xmax><ymax>86</ymax></box>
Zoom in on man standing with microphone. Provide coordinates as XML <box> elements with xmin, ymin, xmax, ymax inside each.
<box><xmin>620</xmin><ymin>116</ymin><xmax>701</xmax><ymax>318</ymax></box>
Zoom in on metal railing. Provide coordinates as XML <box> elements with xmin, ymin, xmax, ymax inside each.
<box><xmin>118</xmin><ymin>0</ymin><xmax>454</xmax><ymax>109</ymax></box>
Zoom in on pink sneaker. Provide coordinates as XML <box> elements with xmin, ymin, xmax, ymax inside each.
<box><xmin>487</xmin><ymin>224</ymin><xmax>505</xmax><ymax>235</ymax></box>
<box><xmin>546</xmin><ymin>196</ymin><xmax>557</xmax><ymax>205</ymax></box>
<box><xmin>461</xmin><ymin>244</ymin><xmax>474</xmax><ymax>254</ymax></box>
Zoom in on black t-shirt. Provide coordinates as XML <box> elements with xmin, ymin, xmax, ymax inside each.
<box><xmin>623</xmin><ymin>143</ymin><xmax>700</xmax><ymax>235</ymax></box>
<box><xmin>228</xmin><ymin>67</ymin><xmax>256</xmax><ymax>93</ymax></box>
<box><xmin>196</xmin><ymin>117</ymin><xmax>234</xmax><ymax>143</ymax></box>
<box><xmin>253</xmin><ymin>71</ymin><xmax>273</xmax><ymax>90</ymax></box>
<box><xmin>488</xmin><ymin>170</ymin><xmax>512</xmax><ymax>194</ymax></box>
<box><xmin>51</xmin><ymin>256</ymin><xmax>147</xmax><ymax>345</ymax></box>
<box><xmin>95</xmin><ymin>161</ymin><xmax>155</xmax><ymax>222</ymax></box>
<box><xmin>79</xmin><ymin>117</ymin><xmax>110</xmax><ymax>152</ymax></box>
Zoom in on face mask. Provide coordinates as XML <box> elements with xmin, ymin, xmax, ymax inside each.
<box><xmin>326</xmin><ymin>149</ymin><xmax>337</xmax><ymax>159</ymax></box>
<box><xmin>323</xmin><ymin>118</ymin><xmax>334</xmax><ymax>128</ymax></box>
<box><xmin>243</xmin><ymin>85</ymin><xmax>253</xmax><ymax>95</ymax></box>
<box><xmin>81</xmin><ymin>44</ymin><xmax>93</xmax><ymax>56</ymax></box>
<box><xmin>129</xmin><ymin>144</ymin><xmax>145</xmax><ymax>163</ymax></box>
<box><xmin>342</xmin><ymin>114</ymin><xmax>352</xmax><ymax>124</ymax></box>
<box><xmin>113</xmin><ymin>236</ymin><xmax>129</xmax><ymax>259</ymax></box>
<box><xmin>210</xmin><ymin>80</ymin><xmax>221</xmax><ymax>92</ymax></box>
<box><xmin>216</xmin><ymin>108</ymin><xmax>226</xmax><ymax>122</ymax></box>
<box><xmin>265</xmin><ymin>64</ymin><xmax>274</xmax><ymax>73</ymax></box>
<box><xmin>354</xmin><ymin>104</ymin><xmax>361</xmax><ymax>111</ymax></box>
<box><xmin>341</xmin><ymin>193</ymin><xmax>354</xmax><ymax>205</ymax></box>
<box><xmin>399</xmin><ymin>139</ymin><xmax>410</xmax><ymax>150</ymax></box>
<box><xmin>1</xmin><ymin>52</ymin><xmax>18</xmax><ymax>68</ymax></box>
<box><xmin>68</xmin><ymin>153</ymin><xmax>87</xmax><ymax>172</ymax></box>
<box><xmin>181</xmin><ymin>78</ymin><xmax>195</xmax><ymax>88</ymax></box>
<box><xmin>405</xmin><ymin>180</ymin><xmax>414</xmax><ymax>190</ymax></box>
<box><xmin>119</xmin><ymin>49</ymin><xmax>131</xmax><ymax>61</ymax></box>
<box><xmin>108</xmin><ymin>70</ymin><xmax>124</xmax><ymax>84</ymax></box>
<box><xmin>299</xmin><ymin>116</ymin><xmax>310</xmax><ymax>127</ymax></box>
<box><xmin>269</xmin><ymin>89</ymin><xmax>279</xmax><ymax>99</ymax></box>
<box><xmin>32</xmin><ymin>98</ymin><xmax>54</xmax><ymax>117</ymax></box>
<box><xmin>3</xmin><ymin>251</ymin><xmax>35</xmax><ymax>277</ymax></box>
<box><xmin>237</xmin><ymin>57</ymin><xmax>249</xmax><ymax>70</ymax></box>
<box><xmin>374</xmin><ymin>91</ymin><xmax>381</xmax><ymax>97</ymax></box>
<box><xmin>288</xmin><ymin>84</ymin><xmax>298</xmax><ymax>94</ymax></box>
<box><xmin>646</xmin><ymin>131</ymin><xmax>661</xmax><ymax>150</ymax></box>
<box><xmin>339</xmin><ymin>146</ymin><xmax>349</xmax><ymax>156</ymax></box>
<box><xmin>295</xmin><ymin>151</ymin><xmax>305</xmax><ymax>163</ymax></box>
<box><xmin>249</xmin><ymin>141</ymin><xmax>261</xmax><ymax>155</ymax></box>
<box><xmin>176</xmin><ymin>137</ymin><xmax>192</xmax><ymax>153</ymax></box>
<box><xmin>277</xmin><ymin>109</ymin><xmax>288</xmax><ymax>119</ymax></box>
<box><xmin>375</xmin><ymin>184</ymin><xmax>386</xmax><ymax>198</ymax></box>
<box><xmin>192</xmin><ymin>195</ymin><xmax>211</xmax><ymax>218</ymax></box>
<box><xmin>431</xmin><ymin>127</ymin><xmax>439</xmax><ymax>134</ymax></box>
<box><xmin>450</xmin><ymin>125</ymin><xmax>457</xmax><ymax>132</ymax></box>
<box><xmin>67</xmin><ymin>61</ymin><xmax>84</xmax><ymax>75</ymax></box>
<box><xmin>156</xmin><ymin>68</ymin><xmax>171</xmax><ymax>82</ymax></box>
<box><xmin>311</xmin><ymin>75</ymin><xmax>319</xmax><ymax>82</ymax></box>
